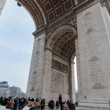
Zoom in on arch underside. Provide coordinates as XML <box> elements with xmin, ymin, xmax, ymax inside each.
<box><xmin>17</xmin><ymin>0</ymin><xmax>45</xmax><ymax>29</ymax></box>
<box><xmin>16</xmin><ymin>0</ymin><xmax>93</xmax><ymax>31</ymax></box>
<box><xmin>50</xmin><ymin>30</ymin><xmax>75</xmax><ymax>60</ymax></box>
<box><xmin>48</xmin><ymin>26</ymin><xmax>76</xmax><ymax>100</ymax></box>
<box><xmin>16</xmin><ymin>0</ymin><xmax>110</xmax><ymax>31</ymax></box>
<box><xmin>46</xmin><ymin>25</ymin><xmax>77</xmax><ymax>61</ymax></box>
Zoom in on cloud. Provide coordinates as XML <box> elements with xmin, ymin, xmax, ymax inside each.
<box><xmin>0</xmin><ymin>37</ymin><xmax>33</xmax><ymax>55</ymax></box>
<box><xmin>0</xmin><ymin>59</ymin><xmax>30</xmax><ymax>92</ymax></box>
<box><xmin>0</xmin><ymin>0</ymin><xmax>35</xmax><ymax>92</ymax></box>
<box><xmin>0</xmin><ymin>0</ymin><xmax>35</xmax><ymax>30</ymax></box>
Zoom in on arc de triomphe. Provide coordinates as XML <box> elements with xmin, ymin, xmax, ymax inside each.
<box><xmin>16</xmin><ymin>0</ymin><xmax>110</xmax><ymax>109</ymax></box>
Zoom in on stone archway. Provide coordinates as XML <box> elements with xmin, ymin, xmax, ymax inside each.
<box><xmin>26</xmin><ymin>24</ymin><xmax>77</xmax><ymax>102</ymax></box>
<box><xmin>16</xmin><ymin>0</ymin><xmax>110</xmax><ymax>109</ymax></box>
<box><xmin>45</xmin><ymin>25</ymin><xmax>77</xmax><ymax>101</ymax></box>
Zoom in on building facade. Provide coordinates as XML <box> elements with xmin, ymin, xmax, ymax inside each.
<box><xmin>16</xmin><ymin>0</ymin><xmax>110</xmax><ymax>110</ymax></box>
<box><xmin>0</xmin><ymin>81</ymin><xmax>25</xmax><ymax>98</ymax></box>
<box><xmin>0</xmin><ymin>0</ymin><xmax>6</xmax><ymax>15</ymax></box>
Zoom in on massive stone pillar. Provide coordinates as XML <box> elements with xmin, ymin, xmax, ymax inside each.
<box><xmin>70</xmin><ymin>61</ymin><xmax>76</xmax><ymax>102</ymax></box>
<box><xmin>77</xmin><ymin>2</ymin><xmax>110</xmax><ymax>110</ymax></box>
<box><xmin>75</xmin><ymin>38</ymin><xmax>83</xmax><ymax>102</ymax></box>
<box><xmin>26</xmin><ymin>32</ymin><xmax>46</xmax><ymax>99</ymax></box>
<box><xmin>41</xmin><ymin>49</ymin><xmax>52</xmax><ymax>102</ymax></box>
<box><xmin>26</xmin><ymin>31</ymin><xmax>53</xmax><ymax>101</ymax></box>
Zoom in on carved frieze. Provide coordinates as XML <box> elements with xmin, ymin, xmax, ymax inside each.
<box><xmin>52</xmin><ymin>59</ymin><xmax>68</xmax><ymax>73</ymax></box>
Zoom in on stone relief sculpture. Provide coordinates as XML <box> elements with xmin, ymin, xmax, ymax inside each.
<box><xmin>52</xmin><ymin>59</ymin><xmax>68</xmax><ymax>73</ymax></box>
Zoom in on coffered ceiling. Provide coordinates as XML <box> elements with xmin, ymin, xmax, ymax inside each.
<box><xmin>17</xmin><ymin>0</ymin><xmax>107</xmax><ymax>30</ymax></box>
<box><xmin>52</xmin><ymin>31</ymin><xmax>75</xmax><ymax>59</ymax></box>
<box><xmin>17</xmin><ymin>0</ymin><xmax>85</xmax><ymax>29</ymax></box>
<box><xmin>38</xmin><ymin>0</ymin><xmax>75</xmax><ymax>23</ymax></box>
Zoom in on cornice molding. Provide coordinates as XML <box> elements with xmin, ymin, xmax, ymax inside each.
<box><xmin>75</xmin><ymin>0</ymin><xmax>100</xmax><ymax>14</ymax></box>
<box><xmin>33</xmin><ymin>26</ymin><xmax>47</xmax><ymax>39</ymax></box>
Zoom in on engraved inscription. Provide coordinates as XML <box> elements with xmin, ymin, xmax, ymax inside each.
<box><xmin>92</xmin><ymin>83</ymin><xmax>105</xmax><ymax>89</ymax></box>
<box><xmin>88</xmin><ymin>56</ymin><xmax>105</xmax><ymax>89</ymax></box>
<box><xmin>83</xmin><ymin>11</ymin><xmax>105</xmax><ymax>89</ymax></box>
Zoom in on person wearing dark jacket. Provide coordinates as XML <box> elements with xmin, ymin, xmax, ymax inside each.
<box><xmin>48</xmin><ymin>98</ymin><xmax>55</xmax><ymax>110</ymax></box>
<box><xmin>56</xmin><ymin>100</ymin><xmax>59</xmax><ymax>110</ymax></box>
<box><xmin>36</xmin><ymin>98</ymin><xmax>39</xmax><ymax>102</ymax></box>
<box><xmin>29</xmin><ymin>102</ymin><xmax>39</xmax><ymax>110</ymax></box>
<box><xmin>13</xmin><ymin>97</ymin><xmax>19</xmax><ymax>110</ymax></box>
<box><xmin>0</xmin><ymin>97</ymin><xmax>3</xmax><ymax>105</ymax></box>
<box><xmin>69</xmin><ymin>101</ymin><xmax>76</xmax><ymax>110</ymax></box>
<box><xmin>67</xmin><ymin>100</ymin><xmax>71</xmax><ymax>109</ymax></box>
<box><xmin>40</xmin><ymin>98</ymin><xmax>45</xmax><ymax>110</ymax></box>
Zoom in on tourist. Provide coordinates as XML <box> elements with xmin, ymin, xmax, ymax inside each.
<box><xmin>34</xmin><ymin>102</ymin><xmax>39</xmax><ymax>108</ymax></box>
<box><xmin>40</xmin><ymin>98</ymin><xmax>45</xmax><ymax>110</ymax></box>
<box><xmin>22</xmin><ymin>97</ymin><xmax>28</xmax><ymax>108</ymax></box>
<box><xmin>6</xmin><ymin>100</ymin><xmax>10</xmax><ymax>109</ymax></box>
<box><xmin>56</xmin><ymin>100</ymin><xmax>59</xmax><ymax>110</ymax></box>
<box><xmin>13</xmin><ymin>97</ymin><xmax>19</xmax><ymax>110</ymax></box>
<box><xmin>69</xmin><ymin>101</ymin><xmax>76</xmax><ymax>110</ymax></box>
<box><xmin>36</xmin><ymin>98</ymin><xmax>39</xmax><ymax>102</ymax></box>
<box><xmin>60</xmin><ymin>100</ymin><xmax>65</xmax><ymax>110</ymax></box>
<box><xmin>19</xmin><ymin>98</ymin><xmax>24</xmax><ymax>110</ymax></box>
<box><xmin>10</xmin><ymin>98</ymin><xmax>14</xmax><ymax>110</ymax></box>
<box><xmin>31</xmin><ymin>98</ymin><xmax>35</xmax><ymax>102</ymax></box>
<box><xmin>29</xmin><ymin>102</ymin><xmax>39</xmax><ymax>110</ymax></box>
<box><xmin>75</xmin><ymin>102</ymin><xmax>78</xmax><ymax>107</ymax></box>
<box><xmin>63</xmin><ymin>101</ymin><xmax>69</xmax><ymax>110</ymax></box>
<box><xmin>3</xmin><ymin>97</ymin><xmax>7</xmax><ymax>106</ymax></box>
<box><xmin>67</xmin><ymin>100</ymin><xmax>71</xmax><ymax>109</ymax></box>
<box><xmin>0</xmin><ymin>97</ymin><xmax>3</xmax><ymax>105</ymax></box>
<box><xmin>23</xmin><ymin>98</ymin><xmax>39</xmax><ymax>110</ymax></box>
<box><xmin>23</xmin><ymin>101</ymin><xmax>31</xmax><ymax>110</ymax></box>
<box><xmin>48</xmin><ymin>98</ymin><xmax>55</xmax><ymax>110</ymax></box>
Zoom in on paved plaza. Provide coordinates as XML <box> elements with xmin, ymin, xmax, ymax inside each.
<box><xmin>0</xmin><ymin>105</ymin><xmax>78</xmax><ymax>110</ymax></box>
<box><xmin>0</xmin><ymin>105</ymin><xmax>8</xmax><ymax>110</ymax></box>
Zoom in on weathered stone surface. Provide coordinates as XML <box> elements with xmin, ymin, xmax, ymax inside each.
<box><xmin>22</xmin><ymin>0</ymin><xmax>110</xmax><ymax>110</ymax></box>
<box><xmin>26</xmin><ymin>33</ymin><xmax>46</xmax><ymax>98</ymax></box>
<box><xmin>77</xmin><ymin>2</ymin><xmax>110</xmax><ymax>109</ymax></box>
<box><xmin>50</xmin><ymin>55</ymin><xmax>71</xmax><ymax>101</ymax></box>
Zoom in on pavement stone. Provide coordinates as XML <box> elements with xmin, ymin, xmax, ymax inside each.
<box><xmin>0</xmin><ymin>105</ymin><xmax>7</xmax><ymax>110</ymax></box>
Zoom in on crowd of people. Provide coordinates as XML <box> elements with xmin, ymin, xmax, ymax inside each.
<box><xmin>0</xmin><ymin>96</ymin><xmax>77</xmax><ymax>110</ymax></box>
<box><xmin>48</xmin><ymin>98</ymin><xmax>76</xmax><ymax>110</ymax></box>
<box><xmin>0</xmin><ymin>97</ymin><xmax>28</xmax><ymax>110</ymax></box>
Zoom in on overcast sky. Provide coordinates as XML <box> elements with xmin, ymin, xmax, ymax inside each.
<box><xmin>0</xmin><ymin>0</ymin><xmax>35</xmax><ymax>92</ymax></box>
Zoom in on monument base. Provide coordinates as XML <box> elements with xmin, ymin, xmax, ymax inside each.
<box><xmin>78</xmin><ymin>100</ymin><xmax>109</xmax><ymax>110</ymax></box>
<box><xmin>78</xmin><ymin>106</ymin><xmax>109</xmax><ymax>110</ymax></box>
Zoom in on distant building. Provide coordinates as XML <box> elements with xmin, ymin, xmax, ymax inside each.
<box><xmin>0</xmin><ymin>81</ymin><xmax>25</xmax><ymax>97</ymax></box>
<box><xmin>9</xmin><ymin>86</ymin><xmax>25</xmax><ymax>98</ymax></box>
<box><xmin>0</xmin><ymin>0</ymin><xmax>6</xmax><ymax>15</ymax></box>
<box><xmin>0</xmin><ymin>81</ymin><xmax>9</xmax><ymax>88</ymax></box>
